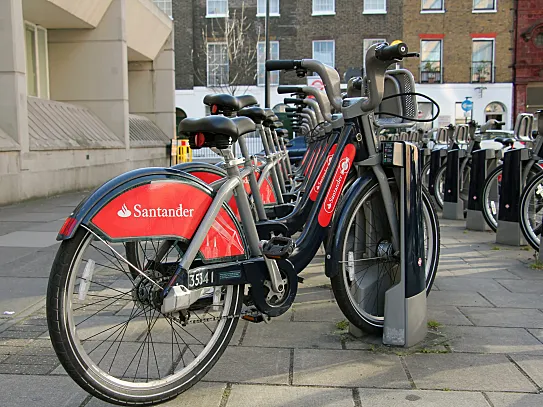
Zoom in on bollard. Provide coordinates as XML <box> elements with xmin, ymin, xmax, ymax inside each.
<box><xmin>381</xmin><ymin>141</ymin><xmax>427</xmax><ymax>347</ymax></box>
<box><xmin>496</xmin><ymin>148</ymin><xmax>531</xmax><ymax>245</ymax></box>
<box><xmin>442</xmin><ymin>149</ymin><xmax>467</xmax><ymax>220</ymax></box>
<box><xmin>466</xmin><ymin>149</ymin><xmax>498</xmax><ymax>230</ymax></box>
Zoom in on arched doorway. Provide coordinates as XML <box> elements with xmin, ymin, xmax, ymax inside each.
<box><xmin>485</xmin><ymin>102</ymin><xmax>506</xmax><ymax>128</ymax></box>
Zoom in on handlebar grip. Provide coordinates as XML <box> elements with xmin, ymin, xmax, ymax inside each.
<box><xmin>277</xmin><ymin>86</ymin><xmax>304</xmax><ymax>94</ymax></box>
<box><xmin>286</xmin><ymin>113</ymin><xmax>299</xmax><ymax>118</ymax></box>
<box><xmin>375</xmin><ymin>42</ymin><xmax>409</xmax><ymax>61</ymax></box>
<box><xmin>285</xmin><ymin>107</ymin><xmax>298</xmax><ymax>113</ymax></box>
<box><xmin>284</xmin><ymin>98</ymin><xmax>305</xmax><ymax>105</ymax></box>
<box><xmin>265</xmin><ymin>60</ymin><xmax>302</xmax><ymax>72</ymax></box>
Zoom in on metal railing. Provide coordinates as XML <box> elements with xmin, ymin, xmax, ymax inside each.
<box><xmin>471</xmin><ymin>62</ymin><xmax>494</xmax><ymax>83</ymax></box>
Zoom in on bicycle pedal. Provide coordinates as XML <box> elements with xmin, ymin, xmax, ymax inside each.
<box><xmin>241</xmin><ymin>305</ymin><xmax>270</xmax><ymax>324</ymax></box>
<box><xmin>262</xmin><ymin>236</ymin><xmax>295</xmax><ymax>260</ymax></box>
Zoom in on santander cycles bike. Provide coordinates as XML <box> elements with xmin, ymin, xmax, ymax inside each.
<box><xmin>46</xmin><ymin>42</ymin><xmax>440</xmax><ymax>405</ymax></box>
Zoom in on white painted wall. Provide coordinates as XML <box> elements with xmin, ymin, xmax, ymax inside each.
<box><xmin>176</xmin><ymin>86</ymin><xmax>287</xmax><ymax>118</ymax></box>
<box><xmin>416</xmin><ymin>83</ymin><xmax>514</xmax><ymax>130</ymax></box>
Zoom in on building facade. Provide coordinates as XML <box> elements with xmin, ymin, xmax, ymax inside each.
<box><xmin>0</xmin><ymin>0</ymin><xmax>176</xmax><ymax>205</ymax></box>
<box><xmin>403</xmin><ymin>0</ymin><xmax>515</xmax><ymax>129</ymax></box>
<box><xmin>173</xmin><ymin>0</ymin><xmax>404</xmax><ymax>118</ymax></box>
<box><xmin>514</xmin><ymin>0</ymin><xmax>543</xmax><ymax>116</ymax></box>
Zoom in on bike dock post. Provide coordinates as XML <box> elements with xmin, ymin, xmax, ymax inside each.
<box><xmin>466</xmin><ymin>148</ymin><xmax>502</xmax><ymax>230</ymax></box>
<box><xmin>442</xmin><ymin>148</ymin><xmax>467</xmax><ymax>220</ymax></box>
<box><xmin>496</xmin><ymin>148</ymin><xmax>531</xmax><ymax>246</ymax></box>
<box><xmin>380</xmin><ymin>141</ymin><xmax>427</xmax><ymax>347</ymax></box>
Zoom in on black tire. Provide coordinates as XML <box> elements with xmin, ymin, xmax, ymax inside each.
<box><xmin>422</xmin><ymin>161</ymin><xmax>431</xmax><ymax>190</ymax></box>
<box><xmin>482</xmin><ymin>163</ymin><xmax>543</xmax><ymax>232</ymax></box>
<box><xmin>47</xmin><ymin>228</ymin><xmax>244</xmax><ymax>406</ymax></box>
<box><xmin>520</xmin><ymin>171</ymin><xmax>543</xmax><ymax>250</ymax></box>
<box><xmin>329</xmin><ymin>181</ymin><xmax>440</xmax><ymax>335</ymax></box>
<box><xmin>433</xmin><ymin>163</ymin><xmax>446</xmax><ymax>209</ymax></box>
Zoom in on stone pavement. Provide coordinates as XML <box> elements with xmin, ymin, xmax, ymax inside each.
<box><xmin>1</xmin><ymin>194</ymin><xmax>543</xmax><ymax>406</ymax></box>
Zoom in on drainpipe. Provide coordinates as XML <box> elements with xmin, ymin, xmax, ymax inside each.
<box><xmin>512</xmin><ymin>0</ymin><xmax>518</xmax><ymax>121</ymax></box>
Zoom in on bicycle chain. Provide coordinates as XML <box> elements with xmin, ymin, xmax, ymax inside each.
<box><xmin>179</xmin><ymin>307</ymin><xmax>263</xmax><ymax>325</ymax></box>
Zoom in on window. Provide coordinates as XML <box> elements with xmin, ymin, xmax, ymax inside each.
<box><xmin>207</xmin><ymin>43</ymin><xmax>229</xmax><ymax>86</ymax></box>
<box><xmin>473</xmin><ymin>0</ymin><xmax>496</xmax><ymax>11</ymax></box>
<box><xmin>534</xmin><ymin>31</ymin><xmax>543</xmax><ymax>48</ymax></box>
<box><xmin>257</xmin><ymin>41</ymin><xmax>280</xmax><ymax>86</ymax></box>
<box><xmin>421</xmin><ymin>0</ymin><xmax>444</xmax><ymax>12</ymax></box>
<box><xmin>257</xmin><ymin>0</ymin><xmax>279</xmax><ymax>16</ymax></box>
<box><xmin>207</xmin><ymin>0</ymin><xmax>228</xmax><ymax>17</ymax></box>
<box><xmin>364</xmin><ymin>0</ymin><xmax>387</xmax><ymax>14</ymax></box>
<box><xmin>312</xmin><ymin>0</ymin><xmax>335</xmax><ymax>15</ymax></box>
<box><xmin>420</xmin><ymin>40</ymin><xmax>442</xmax><ymax>83</ymax></box>
<box><xmin>471</xmin><ymin>39</ymin><xmax>494</xmax><ymax>83</ymax></box>
<box><xmin>152</xmin><ymin>0</ymin><xmax>172</xmax><ymax>17</ymax></box>
<box><xmin>24</xmin><ymin>23</ymin><xmax>49</xmax><ymax>99</ymax></box>
<box><xmin>363</xmin><ymin>38</ymin><xmax>385</xmax><ymax>66</ymax></box>
<box><xmin>312</xmin><ymin>40</ymin><xmax>335</xmax><ymax>68</ymax></box>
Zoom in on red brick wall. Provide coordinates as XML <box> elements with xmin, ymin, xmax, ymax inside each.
<box><xmin>514</xmin><ymin>1</ymin><xmax>543</xmax><ymax>115</ymax></box>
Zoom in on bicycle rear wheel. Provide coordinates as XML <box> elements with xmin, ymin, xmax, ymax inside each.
<box><xmin>47</xmin><ymin>227</ymin><xmax>243</xmax><ymax>406</ymax></box>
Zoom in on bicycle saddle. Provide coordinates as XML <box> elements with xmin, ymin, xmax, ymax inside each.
<box><xmin>270</xmin><ymin>121</ymin><xmax>284</xmax><ymax>130</ymax></box>
<box><xmin>238</xmin><ymin>107</ymin><xmax>267</xmax><ymax>124</ymax></box>
<box><xmin>180</xmin><ymin>116</ymin><xmax>256</xmax><ymax>149</ymax></box>
<box><xmin>236</xmin><ymin>94</ymin><xmax>258</xmax><ymax>108</ymax></box>
<box><xmin>275</xmin><ymin>128</ymin><xmax>289</xmax><ymax>137</ymax></box>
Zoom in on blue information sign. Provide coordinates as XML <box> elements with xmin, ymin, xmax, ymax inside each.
<box><xmin>461</xmin><ymin>100</ymin><xmax>474</xmax><ymax>112</ymax></box>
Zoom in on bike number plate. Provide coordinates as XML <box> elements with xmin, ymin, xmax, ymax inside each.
<box><xmin>188</xmin><ymin>271</ymin><xmax>211</xmax><ymax>289</ymax></box>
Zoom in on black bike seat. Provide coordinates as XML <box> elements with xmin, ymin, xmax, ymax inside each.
<box><xmin>203</xmin><ymin>94</ymin><xmax>242</xmax><ymax>114</ymax></box>
<box><xmin>180</xmin><ymin>116</ymin><xmax>255</xmax><ymax>148</ymax></box>
<box><xmin>236</xmin><ymin>94</ymin><xmax>258</xmax><ymax>109</ymax></box>
<box><xmin>238</xmin><ymin>107</ymin><xmax>267</xmax><ymax>124</ymax></box>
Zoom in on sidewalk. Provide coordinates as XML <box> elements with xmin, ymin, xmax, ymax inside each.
<box><xmin>0</xmin><ymin>194</ymin><xmax>543</xmax><ymax>406</ymax></box>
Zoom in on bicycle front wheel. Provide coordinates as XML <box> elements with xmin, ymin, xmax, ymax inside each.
<box><xmin>47</xmin><ymin>228</ymin><xmax>243</xmax><ymax>406</ymax></box>
<box><xmin>520</xmin><ymin>171</ymin><xmax>543</xmax><ymax>250</ymax></box>
<box><xmin>330</xmin><ymin>180</ymin><xmax>440</xmax><ymax>334</ymax></box>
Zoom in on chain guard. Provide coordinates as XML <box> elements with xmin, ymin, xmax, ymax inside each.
<box><xmin>245</xmin><ymin>258</ymin><xmax>298</xmax><ymax>317</ymax></box>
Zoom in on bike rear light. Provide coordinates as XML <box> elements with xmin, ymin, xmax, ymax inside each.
<box><xmin>211</xmin><ymin>105</ymin><xmax>219</xmax><ymax>114</ymax></box>
<box><xmin>58</xmin><ymin>216</ymin><xmax>77</xmax><ymax>238</ymax></box>
<box><xmin>195</xmin><ymin>133</ymin><xmax>206</xmax><ymax>147</ymax></box>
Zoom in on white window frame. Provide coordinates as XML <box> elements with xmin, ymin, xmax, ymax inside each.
<box><xmin>312</xmin><ymin>40</ymin><xmax>335</xmax><ymax>68</ymax></box>
<box><xmin>206</xmin><ymin>0</ymin><xmax>228</xmax><ymax>18</ymax></box>
<box><xmin>312</xmin><ymin>0</ymin><xmax>335</xmax><ymax>16</ymax></box>
<box><xmin>152</xmin><ymin>0</ymin><xmax>172</xmax><ymax>17</ymax></box>
<box><xmin>420</xmin><ymin>39</ymin><xmax>443</xmax><ymax>83</ymax></box>
<box><xmin>471</xmin><ymin>38</ymin><xmax>495</xmax><ymax>83</ymax></box>
<box><xmin>421</xmin><ymin>0</ymin><xmax>445</xmax><ymax>13</ymax></box>
<box><xmin>472</xmin><ymin>0</ymin><xmax>497</xmax><ymax>13</ymax></box>
<box><xmin>24</xmin><ymin>21</ymin><xmax>49</xmax><ymax>99</ymax></box>
<box><xmin>257</xmin><ymin>41</ymin><xmax>280</xmax><ymax>86</ymax></box>
<box><xmin>257</xmin><ymin>0</ymin><xmax>280</xmax><ymax>17</ymax></box>
<box><xmin>207</xmin><ymin>42</ymin><xmax>229</xmax><ymax>87</ymax></box>
<box><xmin>363</xmin><ymin>0</ymin><xmax>387</xmax><ymax>14</ymax></box>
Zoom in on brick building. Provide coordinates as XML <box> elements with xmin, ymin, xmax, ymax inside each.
<box><xmin>173</xmin><ymin>0</ymin><xmax>404</xmax><ymax>118</ymax></box>
<box><xmin>514</xmin><ymin>0</ymin><xmax>543</xmax><ymax>116</ymax></box>
<box><xmin>402</xmin><ymin>0</ymin><xmax>515</xmax><ymax>128</ymax></box>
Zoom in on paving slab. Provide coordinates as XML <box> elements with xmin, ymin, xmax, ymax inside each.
<box><xmin>0</xmin><ymin>374</ymin><xmax>88</xmax><ymax>406</ymax></box>
<box><xmin>496</xmin><ymin>279</ymin><xmax>543</xmax><ymax>294</ymax></box>
<box><xmin>0</xmin><ymin>221</ymin><xmax>37</xmax><ymax>236</ymax></box>
<box><xmin>427</xmin><ymin>306</ymin><xmax>473</xmax><ymax>326</ymax></box>
<box><xmin>427</xmin><ymin>291</ymin><xmax>493</xmax><ymax>307</ymax></box>
<box><xmin>205</xmin><ymin>346</ymin><xmax>290</xmax><ymax>384</ymax></box>
<box><xmin>509</xmin><ymin>268</ymin><xmax>543</xmax><ymax>280</ymax></box>
<box><xmin>22</xmin><ymin>219</ymin><xmax>65</xmax><ymax>233</ymax></box>
<box><xmin>477</xmin><ymin>291</ymin><xmax>543</xmax><ymax>309</ymax></box>
<box><xmin>433</xmin><ymin>276</ymin><xmax>508</xmax><ymax>292</ymax></box>
<box><xmin>292</xmin><ymin>301</ymin><xmax>345</xmax><ymax>322</ymax></box>
<box><xmin>458</xmin><ymin>307</ymin><xmax>543</xmax><ymax>328</ymax></box>
<box><xmin>404</xmin><ymin>353</ymin><xmax>537</xmax><ymax>392</ymax></box>
<box><xmin>0</xmin><ymin>277</ymin><xmax>48</xmax><ymax>317</ymax></box>
<box><xmin>486</xmin><ymin>392</ymin><xmax>543</xmax><ymax>407</ymax></box>
<box><xmin>227</xmin><ymin>384</ymin><xmax>354</xmax><ymax>407</ymax></box>
<box><xmin>357</xmin><ymin>389</ymin><xmax>489</xmax><ymax>407</ymax></box>
<box><xmin>242</xmin><ymin>321</ymin><xmax>342</xmax><ymax>349</ymax></box>
<box><xmin>0</xmin><ymin>247</ymin><xmax>40</xmax><ymax>266</ymax></box>
<box><xmin>442</xmin><ymin>326</ymin><xmax>543</xmax><ymax>354</ymax></box>
<box><xmin>294</xmin><ymin>286</ymin><xmax>334</xmax><ymax>304</ymax></box>
<box><xmin>0</xmin><ymin>212</ymin><xmax>66</xmax><ymax>223</ymax></box>
<box><xmin>86</xmin><ymin>382</ymin><xmax>226</xmax><ymax>407</ymax></box>
<box><xmin>293</xmin><ymin>349</ymin><xmax>410</xmax><ymax>389</ymax></box>
<box><xmin>509</xmin><ymin>354</ymin><xmax>543</xmax><ymax>389</ymax></box>
<box><xmin>0</xmin><ymin>249</ymin><xmax>57</xmax><ymax>278</ymax></box>
<box><xmin>0</xmin><ymin>231</ymin><xmax>59</xmax><ymax>248</ymax></box>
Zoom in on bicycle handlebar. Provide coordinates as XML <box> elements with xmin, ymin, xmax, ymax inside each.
<box><xmin>284</xmin><ymin>98</ymin><xmax>305</xmax><ymax>105</ymax></box>
<box><xmin>265</xmin><ymin>60</ymin><xmax>303</xmax><ymax>72</ymax></box>
<box><xmin>277</xmin><ymin>86</ymin><xmax>304</xmax><ymax>94</ymax></box>
<box><xmin>375</xmin><ymin>42</ymin><xmax>409</xmax><ymax>62</ymax></box>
